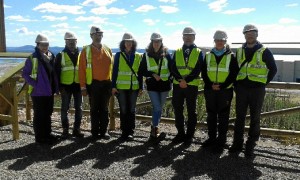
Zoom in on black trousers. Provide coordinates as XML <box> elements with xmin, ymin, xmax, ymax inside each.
<box><xmin>204</xmin><ymin>88</ymin><xmax>233</xmax><ymax>143</ymax></box>
<box><xmin>31</xmin><ymin>96</ymin><xmax>54</xmax><ymax>141</ymax></box>
<box><xmin>89</xmin><ymin>80</ymin><xmax>111</xmax><ymax>136</ymax></box>
<box><xmin>233</xmin><ymin>84</ymin><xmax>266</xmax><ymax>144</ymax></box>
<box><xmin>172</xmin><ymin>84</ymin><xmax>198</xmax><ymax>138</ymax></box>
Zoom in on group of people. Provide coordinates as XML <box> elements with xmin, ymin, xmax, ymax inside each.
<box><xmin>22</xmin><ymin>24</ymin><xmax>277</xmax><ymax>159</ymax></box>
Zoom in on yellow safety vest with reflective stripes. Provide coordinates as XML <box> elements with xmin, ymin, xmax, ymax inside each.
<box><xmin>206</xmin><ymin>52</ymin><xmax>232</xmax><ymax>88</ymax></box>
<box><xmin>236</xmin><ymin>47</ymin><xmax>268</xmax><ymax>84</ymax></box>
<box><xmin>145</xmin><ymin>54</ymin><xmax>170</xmax><ymax>81</ymax></box>
<box><xmin>60</xmin><ymin>52</ymin><xmax>80</xmax><ymax>84</ymax></box>
<box><xmin>173</xmin><ymin>48</ymin><xmax>201</xmax><ymax>86</ymax></box>
<box><xmin>83</xmin><ymin>44</ymin><xmax>113</xmax><ymax>85</ymax></box>
<box><xmin>116</xmin><ymin>52</ymin><xmax>141</xmax><ymax>90</ymax></box>
<box><xmin>28</xmin><ymin>55</ymin><xmax>38</xmax><ymax>94</ymax></box>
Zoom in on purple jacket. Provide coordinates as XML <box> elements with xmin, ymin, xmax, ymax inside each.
<box><xmin>22</xmin><ymin>47</ymin><xmax>59</xmax><ymax>96</ymax></box>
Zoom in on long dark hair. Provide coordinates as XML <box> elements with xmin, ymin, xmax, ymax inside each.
<box><xmin>119</xmin><ymin>40</ymin><xmax>137</xmax><ymax>52</ymax></box>
<box><xmin>146</xmin><ymin>41</ymin><xmax>167</xmax><ymax>59</ymax></box>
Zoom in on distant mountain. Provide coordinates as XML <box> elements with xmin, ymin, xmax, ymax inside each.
<box><xmin>6</xmin><ymin>45</ymin><xmax>147</xmax><ymax>55</ymax></box>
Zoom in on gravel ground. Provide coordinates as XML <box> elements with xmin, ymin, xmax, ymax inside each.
<box><xmin>1</xmin><ymin>117</ymin><xmax>300</xmax><ymax>180</ymax></box>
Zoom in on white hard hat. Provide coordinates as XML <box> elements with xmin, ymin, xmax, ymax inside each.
<box><xmin>150</xmin><ymin>33</ymin><xmax>163</xmax><ymax>41</ymax></box>
<box><xmin>90</xmin><ymin>26</ymin><xmax>103</xmax><ymax>34</ymax></box>
<box><xmin>183</xmin><ymin>27</ymin><xmax>196</xmax><ymax>35</ymax></box>
<box><xmin>243</xmin><ymin>24</ymin><xmax>258</xmax><ymax>34</ymax></box>
<box><xmin>122</xmin><ymin>33</ymin><xmax>134</xmax><ymax>41</ymax></box>
<box><xmin>35</xmin><ymin>34</ymin><xmax>49</xmax><ymax>43</ymax></box>
<box><xmin>64</xmin><ymin>32</ymin><xmax>77</xmax><ymax>40</ymax></box>
<box><xmin>213</xmin><ymin>30</ymin><xmax>228</xmax><ymax>40</ymax></box>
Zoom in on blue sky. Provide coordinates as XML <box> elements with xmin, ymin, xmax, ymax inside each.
<box><xmin>3</xmin><ymin>0</ymin><xmax>300</xmax><ymax>49</ymax></box>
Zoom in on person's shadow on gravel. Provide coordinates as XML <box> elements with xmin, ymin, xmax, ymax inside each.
<box><xmin>130</xmin><ymin>142</ymin><xmax>189</xmax><ymax>177</ymax></box>
<box><xmin>171</xmin><ymin>148</ymin><xmax>262</xmax><ymax>179</ymax></box>
<box><xmin>2</xmin><ymin>143</ymin><xmax>52</xmax><ymax>171</ymax></box>
<box><xmin>4</xmin><ymin>138</ymin><xmax>91</xmax><ymax>171</ymax></box>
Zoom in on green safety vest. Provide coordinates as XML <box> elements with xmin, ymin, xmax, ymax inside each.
<box><xmin>145</xmin><ymin>54</ymin><xmax>170</xmax><ymax>81</ymax></box>
<box><xmin>206</xmin><ymin>52</ymin><xmax>232</xmax><ymax>88</ymax></box>
<box><xmin>60</xmin><ymin>52</ymin><xmax>79</xmax><ymax>84</ymax></box>
<box><xmin>173</xmin><ymin>48</ymin><xmax>201</xmax><ymax>86</ymax></box>
<box><xmin>236</xmin><ymin>47</ymin><xmax>268</xmax><ymax>84</ymax></box>
<box><xmin>84</xmin><ymin>44</ymin><xmax>112</xmax><ymax>85</ymax></box>
<box><xmin>28</xmin><ymin>55</ymin><xmax>38</xmax><ymax>94</ymax></box>
<box><xmin>116</xmin><ymin>52</ymin><xmax>141</xmax><ymax>90</ymax></box>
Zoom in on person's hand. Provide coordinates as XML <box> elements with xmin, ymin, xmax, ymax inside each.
<box><xmin>81</xmin><ymin>87</ymin><xmax>88</xmax><ymax>96</ymax></box>
<box><xmin>112</xmin><ymin>88</ymin><xmax>119</xmax><ymax>96</ymax></box>
<box><xmin>212</xmin><ymin>83</ymin><xmax>220</xmax><ymax>91</ymax></box>
<box><xmin>179</xmin><ymin>79</ymin><xmax>187</xmax><ymax>88</ymax></box>
<box><xmin>153</xmin><ymin>74</ymin><xmax>161</xmax><ymax>81</ymax></box>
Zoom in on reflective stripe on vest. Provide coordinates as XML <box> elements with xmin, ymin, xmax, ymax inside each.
<box><xmin>60</xmin><ymin>52</ymin><xmax>79</xmax><ymax>84</ymax></box>
<box><xmin>28</xmin><ymin>56</ymin><xmax>38</xmax><ymax>94</ymax></box>
<box><xmin>145</xmin><ymin>54</ymin><xmax>170</xmax><ymax>80</ymax></box>
<box><xmin>206</xmin><ymin>52</ymin><xmax>231</xmax><ymax>83</ymax></box>
<box><xmin>236</xmin><ymin>47</ymin><xmax>268</xmax><ymax>84</ymax></box>
<box><xmin>116</xmin><ymin>52</ymin><xmax>141</xmax><ymax>90</ymax></box>
<box><xmin>84</xmin><ymin>45</ymin><xmax>112</xmax><ymax>85</ymax></box>
<box><xmin>173</xmin><ymin>48</ymin><xmax>201</xmax><ymax>86</ymax></box>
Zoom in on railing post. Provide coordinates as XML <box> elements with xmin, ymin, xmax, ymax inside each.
<box><xmin>109</xmin><ymin>96</ymin><xmax>115</xmax><ymax>130</ymax></box>
<box><xmin>25</xmin><ymin>84</ymin><xmax>31</xmax><ymax>121</ymax></box>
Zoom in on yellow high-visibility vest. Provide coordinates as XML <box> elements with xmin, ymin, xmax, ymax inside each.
<box><xmin>173</xmin><ymin>48</ymin><xmax>201</xmax><ymax>86</ymax></box>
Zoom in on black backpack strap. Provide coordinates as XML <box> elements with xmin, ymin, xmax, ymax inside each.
<box><xmin>120</xmin><ymin>52</ymin><xmax>138</xmax><ymax>78</ymax></box>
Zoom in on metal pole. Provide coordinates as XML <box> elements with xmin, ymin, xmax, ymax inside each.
<box><xmin>0</xmin><ymin>0</ymin><xmax>6</xmax><ymax>52</ymax></box>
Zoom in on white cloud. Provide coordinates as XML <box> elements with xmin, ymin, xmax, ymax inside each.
<box><xmin>17</xmin><ymin>27</ymin><xmax>29</xmax><ymax>34</ymax></box>
<box><xmin>166</xmin><ymin>21</ymin><xmax>190</xmax><ymax>26</ymax></box>
<box><xmin>42</xmin><ymin>16</ymin><xmax>68</xmax><ymax>21</ymax></box>
<box><xmin>6</xmin><ymin>15</ymin><xmax>35</xmax><ymax>22</ymax></box>
<box><xmin>134</xmin><ymin>5</ymin><xmax>156</xmax><ymax>12</ymax></box>
<box><xmin>33</xmin><ymin>2</ymin><xmax>85</xmax><ymax>14</ymax></box>
<box><xmin>208</xmin><ymin>0</ymin><xmax>228</xmax><ymax>12</ymax></box>
<box><xmin>279</xmin><ymin>18</ymin><xmax>298</xmax><ymax>24</ymax></box>
<box><xmin>223</xmin><ymin>8</ymin><xmax>255</xmax><ymax>15</ymax></box>
<box><xmin>286</xmin><ymin>3</ymin><xmax>298</xmax><ymax>7</ymax></box>
<box><xmin>81</xmin><ymin>0</ymin><xmax>116</xmax><ymax>6</ymax></box>
<box><xmin>158</xmin><ymin>0</ymin><xmax>176</xmax><ymax>3</ymax></box>
<box><xmin>159</xmin><ymin>6</ymin><xmax>179</xmax><ymax>13</ymax></box>
<box><xmin>143</xmin><ymin>19</ymin><xmax>160</xmax><ymax>26</ymax></box>
<box><xmin>91</xmin><ymin>6</ymin><xmax>129</xmax><ymax>15</ymax></box>
<box><xmin>75</xmin><ymin>16</ymin><xmax>107</xmax><ymax>24</ymax></box>
<box><xmin>51</xmin><ymin>23</ymin><xmax>71</xmax><ymax>29</ymax></box>
<box><xmin>4</xmin><ymin>4</ymin><xmax>11</xmax><ymax>8</ymax></box>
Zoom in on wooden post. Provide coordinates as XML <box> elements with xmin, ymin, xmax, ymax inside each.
<box><xmin>0</xmin><ymin>0</ymin><xmax>6</xmax><ymax>52</ymax></box>
<box><xmin>10</xmin><ymin>79</ymin><xmax>19</xmax><ymax>139</ymax></box>
<box><xmin>109</xmin><ymin>96</ymin><xmax>115</xmax><ymax>130</ymax></box>
<box><xmin>25</xmin><ymin>84</ymin><xmax>31</xmax><ymax>121</ymax></box>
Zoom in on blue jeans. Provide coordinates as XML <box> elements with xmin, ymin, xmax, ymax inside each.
<box><xmin>61</xmin><ymin>88</ymin><xmax>83</xmax><ymax>130</ymax></box>
<box><xmin>117</xmin><ymin>90</ymin><xmax>139</xmax><ymax>136</ymax></box>
<box><xmin>148</xmin><ymin>91</ymin><xmax>169</xmax><ymax>127</ymax></box>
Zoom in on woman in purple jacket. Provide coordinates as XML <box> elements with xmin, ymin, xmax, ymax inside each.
<box><xmin>22</xmin><ymin>34</ymin><xmax>59</xmax><ymax>145</ymax></box>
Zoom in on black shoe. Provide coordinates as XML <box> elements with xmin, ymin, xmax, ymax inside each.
<box><xmin>184</xmin><ymin>136</ymin><xmax>193</xmax><ymax>146</ymax></box>
<box><xmin>61</xmin><ymin>129</ymin><xmax>70</xmax><ymax>139</ymax></box>
<box><xmin>100</xmin><ymin>133</ymin><xmax>111</xmax><ymax>140</ymax></box>
<box><xmin>172</xmin><ymin>134</ymin><xmax>185</xmax><ymax>144</ymax></box>
<box><xmin>245</xmin><ymin>141</ymin><xmax>256</xmax><ymax>159</ymax></box>
<box><xmin>229</xmin><ymin>142</ymin><xmax>243</xmax><ymax>153</ymax></box>
<box><xmin>72</xmin><ymin>129</ymin><xmax>84</xmax><ymax>138</ymax></box>
<box><xmin>202</xmin><ymin>138</ymin><xmax>216</xmax><ymax>148</ymax></box>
